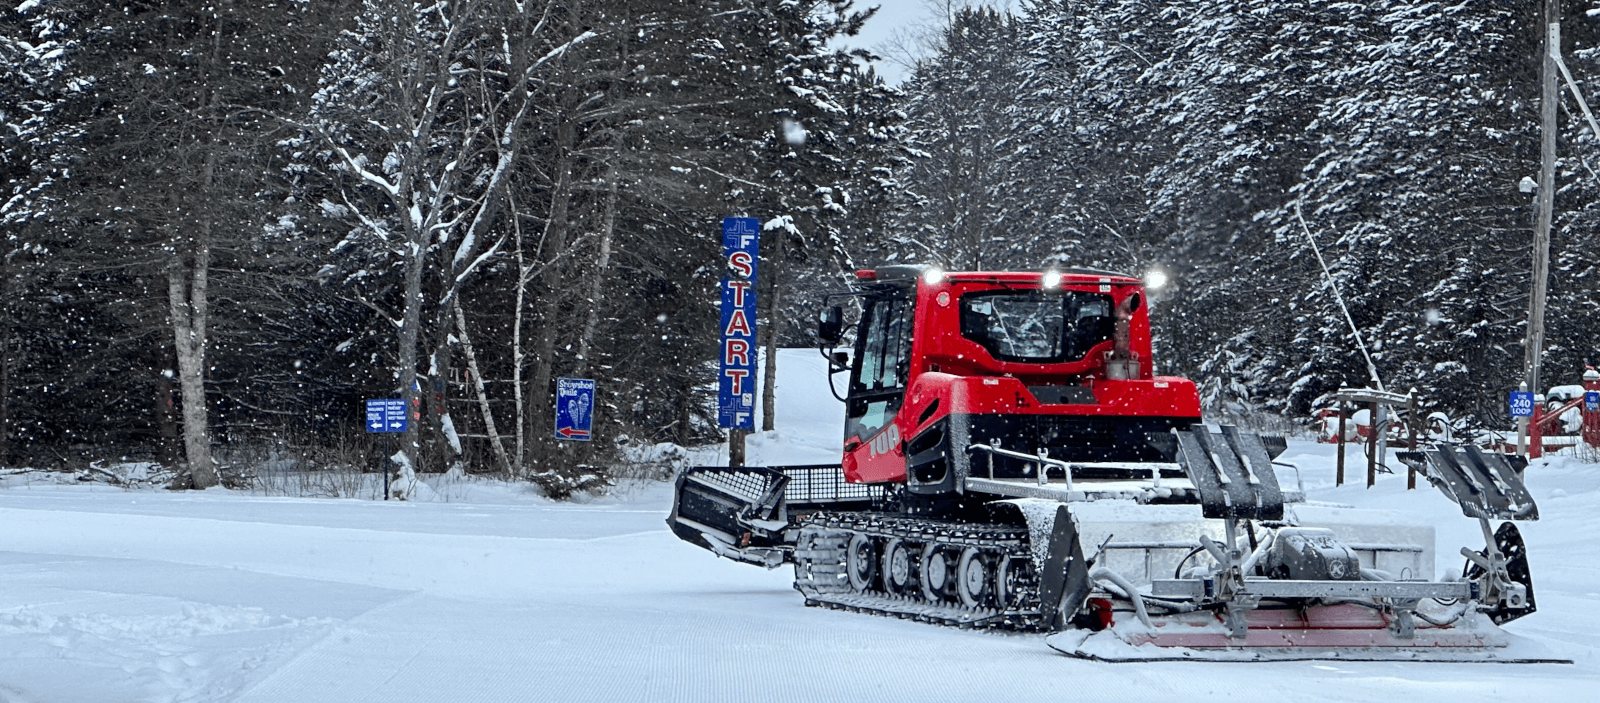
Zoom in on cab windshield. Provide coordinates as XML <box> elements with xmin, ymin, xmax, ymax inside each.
<box><xmin>959</xmin><ymin>290</ymin><xmax>1115</xmax><ymax>363</ymax></box>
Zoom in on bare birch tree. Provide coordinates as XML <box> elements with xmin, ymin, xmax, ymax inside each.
<box><xmin>294</xmin><ymin>0</ymin><xmax>596</xmax><ymax>494</ymax></box>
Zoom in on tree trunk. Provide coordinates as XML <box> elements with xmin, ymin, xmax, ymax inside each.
<box><xmin>420</xmin><ymin>113</ymin><xmax>524</xmax><ymax>472</ymax></box>
<box><xmin>395</xmin><ymin>190</ymin><xmax>426</xmax><ymax>495</ymax></box>
<box><xmin>676</xmin><ymin>382</ymin><xmax>693</xmax><ymax>446</ymax></box>
<box><xmin>528</xmin><ymin>117</ymin><xmax>576</xmax><ymax>476</ymax></box>
<box><xmin>0</xmin><ymin>259</ymin><xmax>10</xmax><ymax>468</ymax></box>
<box><xmin>167</xmin><ymin>226</ymin><xmax>217</xmax><ymax>489</ymax></box>
<box><xmin>429</xmin><ymin>344</ymin><xmax>458</xmax><ymax>467</ymax></box>
<box><xmin>511</xmin><ymin>196</ymin><xmax>529</xmax><ymax>478</ymax></box>
<box><xmin>574</xmin><ymin>165</ymin><xmax>618</xmax><ymax>378</ymax></box>
<box><xmin>455</xmin><ymin>300</ymin><xmax>513</xmax><ymax>476</ymax></box>
<box><xmin>573</xmin><ymin>22</ymin><xmax>628</xmax><ymax>379</ymax></box>
<box><xmin>504</xmin><ymin>2</ymin><xmax>533</xmax><ymax>478</ymax></box>
<box><xmin>761</xmin><ymin>227</ymin><xmax>782</xmax><ymax>432</ymax></box>
<box><xmin>155</xmin><ymin>370</ymin><xmax>180</xmax><ymax>467</ymax></box>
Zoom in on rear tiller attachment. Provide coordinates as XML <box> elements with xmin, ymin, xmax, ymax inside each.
<box><xmin>1398</xmin><ymin>444</ymin><xmax>1539</xmax><ymax>625</ymax></box>
<box><xmin>1048</xmin><ymin>435</ymin><xmax>1566</xmax><ymax>663</ymax></box>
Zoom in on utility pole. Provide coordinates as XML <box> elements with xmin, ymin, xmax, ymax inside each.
<box><xmin>1525</xmin><ymin>1</ymin><xmax>1559</xmax><ymax>397</ymax></box>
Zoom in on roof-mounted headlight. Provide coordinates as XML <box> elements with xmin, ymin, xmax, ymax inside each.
<box><xmin>1144</xmin><ymin>269</ymin><xmax>1169</xmax><ymax>290</ymax></box>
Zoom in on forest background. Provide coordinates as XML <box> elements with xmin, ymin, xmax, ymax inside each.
<box><xmin>3</xmin><ymin>0</ymin><xmax>1597</xmax><ymax>492</ymax></box>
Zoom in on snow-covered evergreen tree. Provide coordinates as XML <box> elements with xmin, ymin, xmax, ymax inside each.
<box><xmin>891</xmin><ymin>7</ymin><xmax>1026</xmax><ymax>270</ymax></box>
<box><xmin>891</xmin><ymin>0</ymin><xmax>1566</xmax><ymax>426</ymax></box>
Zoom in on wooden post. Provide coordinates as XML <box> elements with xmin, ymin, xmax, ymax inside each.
<box><xmin>1336</xmin><ymin>404</ymin><xmax>1347</xmax><ymax>486</ymax></box>
<box><xmin>729</xmin><ymin>429</ymin><xmax>746</xmax><ymax>467</ymax></box>
<box><xmin>1367</xmin><ymin>401</ymin><xmax>1378</xmax><ymax>488</ymax></box>
<box><xmin>1407</xmin><ymin>394</ymin><xmax>1419</xmax><ymax>490</ymax></box>
<box><xmin>1584</xmin><ymin>367</ymin><xmax>1600</xmax><ymax>449</ymax></box>
<box><xmin>1517</xmin><ymin>416</ymin><xmax>1528</xmax><ymax>458</ymax></box>
<box><xmin>1525</xmin><ymin>8</ymin><xmax>1558</xmax><ymax>397</ymax></box>
<box><xmin>1516</xmin><ymin>382</ymin><xmax>1530</xmax><ymax>458</ymax></box>
<box><xmin>383</xmin><ymin>434</ymin><xmax>391</xmax><ymax>501</ymax></box>
<box><xmin>1530</xmin><ymin>397</ymin><xmax>1544</xmax><ymax>460</ymax></box>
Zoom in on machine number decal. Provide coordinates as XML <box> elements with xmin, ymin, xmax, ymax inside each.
<box><xmin>869</xmin><ymin>424</ymin><xmax>902</xmax><ymax>457</ymax></box>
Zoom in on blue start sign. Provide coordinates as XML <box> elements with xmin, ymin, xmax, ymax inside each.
<box><xmin>718</xmin><ymin>217</ymin><xmax>760</xmax><ymax>430</ymax></box>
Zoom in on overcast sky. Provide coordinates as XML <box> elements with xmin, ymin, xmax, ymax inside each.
<box><xmin>837</xmin><ymin>0</ymin><xmax>1016</xmax><ymax>84</ymax></box>
<box><xmin>842</xmin><ymin>0</ymin><xmax>931</xmax><ymax>84</ymax></box>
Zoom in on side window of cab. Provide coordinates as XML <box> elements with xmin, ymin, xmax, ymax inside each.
<box><xmin>846</xmin><ymin>295</ymin><xmax>913</xmax><ymax>440</ymax></box>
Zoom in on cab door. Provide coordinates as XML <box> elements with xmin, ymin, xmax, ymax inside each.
<box><xmin>842</xmin><ymin>294</ymin><xmax>914</xmax><ymax>483</ymax></box>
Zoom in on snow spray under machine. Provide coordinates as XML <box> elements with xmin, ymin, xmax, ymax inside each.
<box><xmin>667</xmin><ymin>266</ymin><xmax>1567</xmax><ymax>662</ymax></box>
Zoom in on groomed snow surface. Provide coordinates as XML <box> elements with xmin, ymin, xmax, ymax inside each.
<box><xmin>2</xmin><ymin>350</ymin><xmax>1598</xmax><ymax>702</ymax></box>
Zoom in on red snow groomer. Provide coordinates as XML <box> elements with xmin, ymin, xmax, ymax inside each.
<box><xmin>669</xmin><ymin>266</ymin><xmax>1556</xmax><ymax>662</ymax></box>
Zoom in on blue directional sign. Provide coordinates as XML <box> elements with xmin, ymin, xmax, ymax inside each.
<box><xmin>365</xmin><ymin>398</ymin><xmax>407</xmax><ymax>433</ymax></box>
<box><xmin>718</xmin><ymin>217</ymin><xmax>760</xmax><ymax>430</ymax></box>
<box><xmin>555</xmin><ymin>378</ymin><xmax>596</xmax><ymax>441</ymax></box>
<box><xmin>1586</xmin><ymin>391</ymin><xmax>1599</xmax><ymax>412</ymax></box>
<box><xmin>1509</xmin><ymin>391</ymin><xmax>1535</xmax><ymax>418</ymax></box>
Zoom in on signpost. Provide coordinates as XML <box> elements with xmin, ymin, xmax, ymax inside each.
<box><xmin>719</xmin><ymin>217</ymin><xmax>760</xmax><ymax>465</ymax></box>
<box><xmin>554</xmin><ymin>378</ymin><xmax>596</xmax><ymax>441</ymax></box>
<box><xmin>1586</xmin><ymin>387</ymin><xmax>1600</xmax><ymax>449</ymax></box>
<box><xmin>365</xmin><ymin>399</ymin><xmax>406</xmax><ymax>499</ymax></box>
<box><xmin>1510</xmin><ymin>388</ymin><xmax>1537</xmax><ymax>459</ymax></box>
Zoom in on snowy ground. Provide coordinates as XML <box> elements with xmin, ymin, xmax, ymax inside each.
<box><xmin>1</xmin><ymin>350</ymin><xmax>1598</xmax><ymax>702</ymax></box>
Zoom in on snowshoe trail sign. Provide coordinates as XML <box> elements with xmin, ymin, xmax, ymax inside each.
<box><xmin>555</xmin><ymin>378</ymin><xmax>596</xmax><ymax>441</ymax></box>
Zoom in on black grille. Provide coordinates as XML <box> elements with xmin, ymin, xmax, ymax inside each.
<box><xmin>682</xmin><ymin>464</ymin><xmax>885</xmax><ymax>508</ymax></box>
<box><xmin>779</xmin><ymin>465</ymin><xmax>885</xmax><ymax>503</ymax></box>
<box><xmin>966</xmin><ymin>415</ymin><xmax>1192</xmax><ymax>463</ymax></box>
<box><xmin>684</xmin><ymin>466</ymin><xmax>783</xmax><ymax>505</ymax></box>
